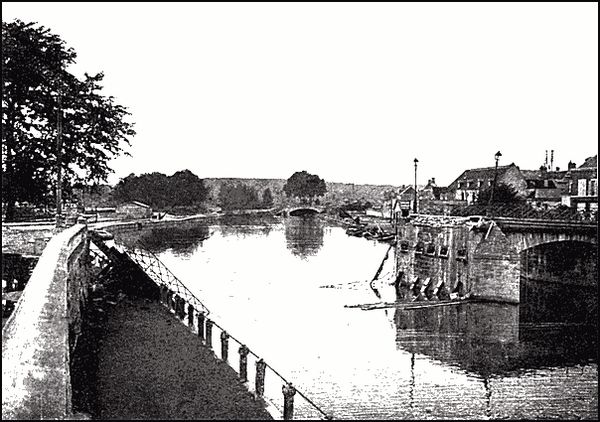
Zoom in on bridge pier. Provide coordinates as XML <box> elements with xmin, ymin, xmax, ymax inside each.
<box><xmin>395</xmin><ymin>215</ymin><xmax>597</xmax><ymax>305</ymax></box>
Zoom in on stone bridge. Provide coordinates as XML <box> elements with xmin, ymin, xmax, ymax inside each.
<box><xmin>394</xmin><ymin>214</ymin><xmax>598</xmax><ymax>304</ymax></box>
<box><xmin>287</xmin><ymin>206</ymin><xmax>324</xmax><ymax>217</ymax></box>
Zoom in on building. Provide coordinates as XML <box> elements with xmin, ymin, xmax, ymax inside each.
<box><xmin>562</xmin><ymin>155</ymin><xmax>598</xmax><ymax>214</ymax></box>
<box><xmin>447</xmin><ymin>163</ymin><xmax>527</xmax><ymax>205</ymax></box>
<box><xmin>520</xmin><ymin>168</ymin><xmax>569</xmax><ymax>210</ymax></box>
<box><xmin>116</xmin><ymin>201</ymin><xmax>153</xmax><ymax>220</ymax></box>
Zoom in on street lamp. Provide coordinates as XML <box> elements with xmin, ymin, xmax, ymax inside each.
<box><xmin>413</xmin><ymin>158</ymin><xmax>419</xmax><ymax>214</ymax></box>
<box><xmin>488</xmin><ymin>151</ymin><xmax>502</xmax><ymax>207</ymax></box>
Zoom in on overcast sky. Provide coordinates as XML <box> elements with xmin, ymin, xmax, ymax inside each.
<box><xmin>3</xmin><ymin>2</ymin><xmax>598</xmax><ymax>186</ymax></box>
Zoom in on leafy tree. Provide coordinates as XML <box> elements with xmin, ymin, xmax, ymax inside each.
<box><xmin>283</xmin><ymin>171</ymin><xmax>327</xmax><ymax>204</ymax></box>
<box><xmin>218</xmin><ymin>183</ymin><xmax>261</xmax><ymax>210</ymax></box>
<box><xmin>111</xmin><ymin>170</ymin><xmax>208</xmax><ymax>210</ymax></box>
<box><xmin>262</xmin><ymin>187</ymin><xmax>274</xmax><ymax>208</ymax></box>
<box><xmin>2</xmin><ymin>20</ymin><xmax>135</xmax><ymax>221</ymax></box>
<box><xmin>476</xmin><ymin>183</ymin><xmax>525</xmax><ymax>204</ymax></box>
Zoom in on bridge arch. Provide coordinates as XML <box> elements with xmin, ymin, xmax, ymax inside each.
<box><xmin>288</xmin><ymin>207</ymin><xmax>321</xmax><ymax>217</ymax></box>
<box><xmin>519</xmin><ymin>239</ymin><xmax>597</xmax><ymax>323</ymax></box>
<box><xmin>506</xmin><ymin>231</ymin><xmax>597</xmax><ymax>254</ymax></box>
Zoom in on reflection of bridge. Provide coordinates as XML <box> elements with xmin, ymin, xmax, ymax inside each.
<box><xmin>393</xmin><ymin>302</ymin><xmax>597</xmax><ymax>377</ymax></box>
<box><xmin>395</xmin><ymin>215</ymin><xmax>597</xmax><ymax>303</ymax></box>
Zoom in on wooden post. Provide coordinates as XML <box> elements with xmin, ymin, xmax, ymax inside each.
<box><xmin>255</xmin><ymin>359</ymin><xmax>266</xmax><ymax>397</ymax></box>
<box><xmin>178</xmin><ymin>298</ymin><xmax>186</xmax><ymax>319</ymax></box>
<box><xmin>282</xmin><ymin>383</ymin><xmax>297</xmax><ymax>420</ymax></box>
<box><xmin>167</xmin><ymin>290</ymin><xmax>174</xmax><ymax>311</ymax></box>
<box><xmin>187</xmin><ymin>304</ymin><xmax>194</xmax><ymax>327</ymax></box>
<box><xmin>220</xmin><ymin>331</ymin><xmax>229</xmax><ymax>362</ymax></box>
<box><xmin>197</xmin><ymin>312</ymin><xmax>205</xmax><ymax>341</ymax></box>
<box><xmin>205</xmin><ymin>319</ymin><xmax>213</xmax><ymax>348</ymax></box>
<box><xmin>238</xmin><ymin>345</ymin><xmax>249</xmax><ymax>382</ymax></box>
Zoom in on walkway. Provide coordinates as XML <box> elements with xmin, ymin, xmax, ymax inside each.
<box><xmin>84</xmin><ymin>296</ymin><xmax>272</xmax><ymax>420</ymax></box>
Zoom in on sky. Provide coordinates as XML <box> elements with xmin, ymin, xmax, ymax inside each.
<box><xmin>2</xmin><ymin>2</ymin><xmax>598</xmax><ymax>187</ymax></box>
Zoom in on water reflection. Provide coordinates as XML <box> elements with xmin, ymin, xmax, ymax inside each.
<box><xmin>394</xmin><ymin>302</ymin><xmax>597</xmax><ymax>378</ymax></box>
<box><xmin>137</xmin><ymin>225</ymin><xmax>211</xmax><ymax>256</ymax></box>
<box><xmin>284</xmin><ymin>216</ymin><xmax>325</xmax><ymax>259</ymax></box>
<box><xmin>218</xmin><ymin>214</ymin><xmax>278</xmax><ymax>238</ymax></box>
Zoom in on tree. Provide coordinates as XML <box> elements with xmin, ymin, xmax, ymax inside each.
<box><xmin>283</xmin><ymin>171</ymin><xmax>327</xmax><ymax>204</ymax></box>
<box><xmin>2</xmin><ymin>20</ymin><xmax>135</xmax><ymax>221</ymax></box>
<box><xmin>476</xmin><ymin>183</ymin><xmax>525</xmax><ymax>205</ymax></box>
<box><xmin>262</xmin><ymin>187</ymin><xmax>274</xmax><ymax>208</ymax></box>
<box><xmin>218</xmin><ymin>183</ymin><xmax>261</xmax><ymax>210</ymax></box>
<box><xmin>111</xmin><ymin>170</ymin><xmax>208</xmax><ymax>210</ymax></box>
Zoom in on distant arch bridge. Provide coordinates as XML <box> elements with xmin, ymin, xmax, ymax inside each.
<box><xmin>287</xmin><ymin>206</ymin><xmax>324</xmax><ymax>217</ymax></box>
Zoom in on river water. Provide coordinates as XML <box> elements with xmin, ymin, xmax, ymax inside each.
<box><xmin>125</xmin><ymin>215</ymin><xmax>598</xmax><ymax>420</ymax></box>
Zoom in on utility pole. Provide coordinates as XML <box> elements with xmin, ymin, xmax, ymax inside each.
<box><xmin>56</xmin><ymin>88</ymin><xmax>63</xmax><ymax>226</ymax></box>
<box><xmin>413</xmin><ymin>158</ymin><xmax>419</xmax><ymax>214</ymax></box>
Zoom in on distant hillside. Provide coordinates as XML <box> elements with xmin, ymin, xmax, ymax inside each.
<box><xmin>76</xmin><ymin>177</ymin><xmax>406</xmax><ymax>209</ymax></box>
<box><xmin>204</xmin><ymin>178</ymin><xmax>404</xmax><ymax>206</ymax></box>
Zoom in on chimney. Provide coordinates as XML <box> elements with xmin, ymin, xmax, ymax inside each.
<box><xmin>545</xmin><ymin>150</ymin><xmax>548</xmax><ymax>168</ymax></box>
<box><xmin>431</xmin><ymin>177</ymin><xmax>436</xmax><ymax>185</ymax></box>
<box><xmin>550</xmin><ymin>150</ymin><xmax>554</xmax><ymax>171</ymax></box>
<box><xmin>568</xmin><ymin>161</ymin><xmax>576</xmax><ymax>170</ymax></box>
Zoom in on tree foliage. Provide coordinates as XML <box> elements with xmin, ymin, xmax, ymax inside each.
<box><xmin>476</xmin><ymin>183</ymin><xmax>525</xmax><ymax>205</ymax></box>
<box><xmin>218</xmin><ymin>183</ymin><xmax>263</xmax><ymax>210</ymax></box>
<box><xmin>262</xmin><ymin>187</ymin><xmax>274</xmax><ymax>208</ymax></box>
<box><xmin>283</xmin><ymin>171</ymin><xmax>327</xmax><ymax>203</ymax></box>
<box><xmin>2</xmin><ymin>20</ymin><xmax>135</xmax><ymax>220</ymax></box>
<box><xmin>112</xmin><ymin>170</ymin><xmax>209</xmax><ymax>209</ymax></box>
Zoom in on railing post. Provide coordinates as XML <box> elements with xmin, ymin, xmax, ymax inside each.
<box><xmin>187</xmin><ymin>304</ymin><xmax>194</xmax><ymax>327</ymax></box>
<box><xmin>238</xmin><ymin>345</ymin><xmax>250</xmax><ymax>382</ymax></box>
<box><xmin>220</xmin><ymin>331</ymin><xmax>229</xmax><ymax>362</ymax></box>
<box><xmin>171</xmin><ymin>293</ymin><xmax>178</xmax><ymax>313</ymax></box>
<box><xmin>197</xmin><ymin>312</ymin><xmax>205</xmax><ymax>341</ymax></box>
<box><xmin>282</xmin><ymin>382</ymin><xmax>297</xmax><ymax>420</ymax></box>
<box><xmin>205</xmin><ymin>319</ymin><xmax>213</xmax><ymax>348</ymax></box>
<box><xmin>167</xmin><ymin>290</ymin><xmax>174</xmax><ymax>311</ymax></box>
<box><xmin>178</xmin><ymin>297</ymin><xmax>186</xmax><ymax>320</ymax></box>
<box><xmin>255</xmin><ymin>359</ymin><xmax>266</xmax><ymax>398</ymax></box>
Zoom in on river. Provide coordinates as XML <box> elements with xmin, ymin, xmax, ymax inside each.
<box><xmin>120</xmin><ymin>215</ymin><xmax>598</xmax><ymax>420</ymax></box>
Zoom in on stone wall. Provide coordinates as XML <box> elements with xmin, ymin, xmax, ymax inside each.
<box><xmin>395</xmin><ymin>216</ymin><xmax>597</xmax><ymax>304</ymax></box>
<box><xmin>469</xmin><ymin>222</ymin><xmax>520</xmax><ymax>303</ymax></box>
<box><xmin>2</xmin><ymin>224</ymin><xmax>91</xmax><ymax>420</ymax></box>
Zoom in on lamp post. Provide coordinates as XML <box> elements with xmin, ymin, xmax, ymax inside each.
<box><xmin>413</xmin><ymin>158</ymin><xmax>419</xmax><ymax>214</ymax></box>
<box><xmin>488</xmin><ymin>151</ymin><xmax>502</xmax><ymax>207</ymax></box>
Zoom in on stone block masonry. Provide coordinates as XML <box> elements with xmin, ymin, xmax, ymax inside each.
<box><xmin>395</xmin><ymin>215</ymin><xmax>597</xmax><ymax>304</ymax></box>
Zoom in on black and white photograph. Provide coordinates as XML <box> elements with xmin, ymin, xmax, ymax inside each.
<box><xmin>2</xmin><ymin>2</ymin><xmax>598</xmax><ymax>420</ymax></box>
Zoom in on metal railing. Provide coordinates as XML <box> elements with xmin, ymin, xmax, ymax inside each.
<box><xmin>119</xmin><ymin>242</ymin><xmax>210</xmax><ymax>316</ymax></box>
<box><xmin>112</xmin><ymin>240</ymin><xmax>332</xmax><ymax>420</ymax></box>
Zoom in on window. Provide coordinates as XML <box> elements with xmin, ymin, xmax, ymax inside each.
<box><xmin>456</xmin><ymin>248</ymin><xmax>467</xmax><ymax>261</ymax></box>
<box><xmin>591</xmin><ymin>179</ymin><xmax>597</xmax><ymax>197</ymax></box>
<box><xmin>439</xmin><ymin>245</ymin><xmax>449</xmax><ymax>258</ymax></box>
<box><xmin>425</xmin><ymin>243</ymin><xmax>436</xmax><ymax>256</ymax></box>
<box><xmin>400</xmin><ymin>241</ymin><xmax>409</xmax><ymax>253</ymax></box>
<box><xmin>578</xmin><ymin>179</ymin><xmax>587</xmax><ymax>196</ymax></box>
<box><xmin>415</xmin><ymin>241</ymin><xmax>424</xmax><ymax>254</ymax></box>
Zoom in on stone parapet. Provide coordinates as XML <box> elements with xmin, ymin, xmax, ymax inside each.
<box><xmin>2</xmin><ymin>224</ymin><xmax>89</xmax><ymax>420</ymax></box>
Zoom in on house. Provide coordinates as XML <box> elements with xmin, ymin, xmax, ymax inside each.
<box><xmin>447</xmin><ymin>163</ymin><xmax>527</xmax><ymax>205</ymax></box>
<box><xmin>561</xmin><ymin>155</ymin><xmax>598</xmax><ymax>214</ymax></box>
<box><xmin>116</xmin><ymin>201</ymin><xmax>153</xmax><ymax>220</ymax></box>
<box><xmin>521</xmin><ymin>168</ymin><xmax>569</xmax><ymax>210</ymax></box>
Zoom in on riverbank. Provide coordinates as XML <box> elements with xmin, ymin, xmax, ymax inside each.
<box><xmin>72</xmin><ymin>292</ymin><xmax>272</xmax><ymax>420</ymax></box>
